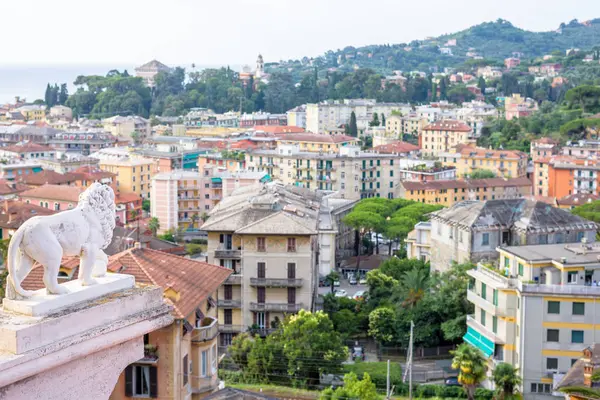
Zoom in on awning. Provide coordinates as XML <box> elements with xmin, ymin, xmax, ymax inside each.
<box><xmin>260</xmin><ymin>174</ymin><xmax>271</xmax><ymax>183</ymax></box>
<box><xmin>463</xmin><ymin>326</ymin><xmax>494</xmax><ymax>357</ymax></box>
<box><xmin>211</xmin><ymin>177</ymin><xmax>222</xmax><ymax>183</ymax></box>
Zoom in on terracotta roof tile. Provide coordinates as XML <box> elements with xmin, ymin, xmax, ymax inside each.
<box><xmin>423</xmin><ymin>120</ymin><xmax>472</xmax><ymax>132</ymax></box>
<box><xmin>402</xmin><ymin>177</ymin><xmax>532</xmax><ymax>191</ymax></box>
<box><xmin>116</xmin><ymin>192</ymin><xmax>142</xmax><ymax>204</ymax></box>
<box><xmin>0</xmin><ymin>179</ymin><xmax>30</xmax><ymax>195</ymax></box>
<box><xmin>452</xmin><ymin>144</ymin><xmax>527</xmax><ymax>160</ymax></box>
<box><xmin>19</xmin><ymin>184</ymin><xmax>84</xmax><ymax>202</ymax></box>
<box><xmin>276</xmin><ymin>133</ymin><xmax>357</xmax><ymax>144</ymax></box>
<box><xmin>1</xmin><ymin>143</ymin><xmax>55</xmax><ymax>153</ymax></box>
<box><xmin>16</xmin><ymin>170</ymin><xmax>79</xmax><ymax>186</ymax></box>
<box><xmin>372</xmin><ymin>141</ymin><xmax>419</xmax><ymax>154</ymax></box>
<box><xmin>0</xmin><ymin>200</ymin><xmax>55</xmax><ymax>229</ymax></box>
<box><xmin>107</xmin><ymin>248</ymin><xmax>232</xmax><ymax>319</ymax></box>
<box><xmin>253</xmin><ymin>126</ymin><xmax>306</xmax><ymax>134</ymax></box>
<box><xmin>557</xmin><ymin>193</ymin><xmax>600</xmax><ymax>206</ymax></box>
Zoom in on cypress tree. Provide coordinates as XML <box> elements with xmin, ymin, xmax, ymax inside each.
<box><xmin>349</xmin><ymin>111</ymin><xmax>358</xmax><ymax>137</ymax></box>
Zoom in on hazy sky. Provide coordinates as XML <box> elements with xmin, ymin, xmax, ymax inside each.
<box><xmin>4</xmin><ymin>0</ymin><xmax>600</xmax><ymax>67</ymax></box>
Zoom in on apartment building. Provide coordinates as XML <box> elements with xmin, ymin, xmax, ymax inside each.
<box><xmin>465</xmin><ymin>242</ymin><xmax>600</xmax><ymax>398</ymax></box>
<box><xmin>398</xmin><ymin>177</ymin><xmax>532</xmax><ymax>207</ymax></box>
<box><xmin>385</xmin><ymin>114</ymin><xmax>429</xmax><ymax>137</ymax></box>
<box><xmin>246</xmin><ymin>145</ymin><xmax>405</xmax><ymax>200</ymax></box>
<box><xmin>531</xmin><ymin>138</ymin><xmax>560</xmax><ymax>163</ymax></box>
<box><xmin>151</xmin><ymin>168</ymin><xmax>269</xmax><ymax>235</ymax></box>
<box><xmin>405</xmin><ymin>221</ymin><xmax>432</xmax><ymax>262</ymax></box>
<box><xmin>562</xmin><ymin>140</ymin><xmax>600</xmax><ymax>159</ymax></box>
<box><xmin>504</xmin><ymin>94</ymin><xmax>538</xmax><ymax>121</ymax></box>
<box><xmin>98</xmin><ymin>157</ymin><xmax>158</xmax><ymax>199</ymax></box>
<box><xmin>399</xmin><ymin>165</ymin><xmax>456</xmax><ymax>182</ymax></box>
<box><xmin>428</xmin><ymin>199</ymin><xmax>597</xmax><ymax>272</ymax></box>
<box><xmin>534</xmin><ymin>156</ymin><xmax>600</xmax><ymax>198</ymax></box>
<box><xmin>274</xmin><ymin>133</ymin><xmax>358</xmax><ymax>153</ymax></box>
<box><xmin>201</xmin><ymin>183</ymin><xmax>354</xmax><ymax>346</ymax></box>
<box><xmin>439</xmin><ymin>145</ymin><xmax>528</xmax><ymax>178</ymax></box>
<box><xmin>557</xmin><ymin>344</ymin><xmax>600</xmax><ymax>398</ymax></box>
<box><xmin>419</xmin><ymin>120</ymin><xmax>475</xmax><ymax>157</ymax></box>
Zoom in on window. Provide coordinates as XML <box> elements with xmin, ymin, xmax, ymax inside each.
<box><xmin>573</xmin><ymin>302</ymin><xmax>585</xmax><ymax>315</ymax></box>
<box><xmin>257</xmin><ymin>237</ymin><xmax>266</xmax><ymax>252</ymax></box>
<box><xmin>257</xmin><ymin>262</ymin><xmax>265</xmax><ymax>278</ymax></box>
<box><xmin>518</xmin><ymin>263</ymin><xmax>524</xmax><ymax>276</ymax></box>
<box><xmin>481</xmin><ymin>282</ymin><xmax>487</xmax><ymax>300</ymax></box>
<box><xmin>211</xmin><ymin>345</ymin><xmax>218</xmax><ymax>374</ymax></box>
<box><xmin>390</xmin><ymin>170</ymin><xmax>394</xmax><ymax>177</ymax></box>
<box><xmin>125</xmin><ymin>365</ymin><xmax>157</xmax><ymax>398</ymax></box>
<box><xmin>547</xmin><ymin>329</ymin><xmax>559</xmax><ymax>342</ymax></box>
<box><xmin>482</xmin><ymin>233</ymin><xmax>489</xmax><ymax>246</ymax></box>
<box><xmin>492</xmin><ymin>316</ymin><xmax>497</xmax><ymax>334</ymax></box>
<box><xmin>201</xmin><ymin>350</ymin><xmax>208</xmax><ymax>377</ymax></box>
<box><xmin>492</xmin><ymin>289</ymin><xmax>498</xmax><ymax>306</ymax></box>
<box><xmin>288</xmin><ymin>287</ymin><xmax>296</xmax><ymax>304</ymax></box>
<box><xmin>548</xmin><ymin>301</ymin><xmax>560</xmax><ymax>314</ymax></box>
<box><xmin>577</xmin><ymin>231</ymin><xmax>585</xmax><ymax>242</ymax></box>
<box><xmin>54</xmin><ymin>203</ymin><xmax>60</xmax><ymax>211</ymax></box>
<box><xmin>183</xmin><ymin>354</ymin><xmax>189</xmax><ymax>385</ymax></box>
<box><xmin>287</xmin><ymin>237</ymin><xmax>296</xmax><ymax>252</ymax></box>
<box><xmin>480</xmin><ymin>309</ymin><xmax>486</xmax><ymax>326</ymax></box>
<box><xmin>256</xmin><ymin>311</ymin><xmax>266</xmax><ymax>328</ymax></box>
<box><xmin>287</xmin><ymin>263</ymin><xmax>296</xmax><ymax>279</ymax></box>
<box><xmin>546</xmin><ymin>357</ymin><xmax>558</xmax><ymax>370</ymax></box>
<box><xmin>568</xmin><ymin>271</ymin><xmax>579</xmax><ymax>284</ymax></box>
<box><xmin>538</xmin><ymin>234</ymin><xmax>548</xmax><ymax>245</ymax></box>
<box><xmin>572</xmin><ymin>330</ymin><xmax>584</xmax><ymax>343</ymax></box>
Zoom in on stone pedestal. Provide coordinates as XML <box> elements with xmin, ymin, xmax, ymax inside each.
<box><xmin>0</xmin><ymin>274</ymin><xmax>173</xmax><ymax>400</ymax></box>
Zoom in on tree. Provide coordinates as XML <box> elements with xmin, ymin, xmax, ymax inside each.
<box><xmin>466</xmin><ymin>169</ymin><xmax>497</xmax><ymax>179</ymax></box>
<box><xmin>148</xmin><ymin>217</ymin><xmax>160</xmax><ymax>237</ymax></box>
<box><xmin>142</xmin><ymin>200</ymin><xmax>150</xmax><ymax>212</ymax></box>
<box><xmin>572</xmin><ymin>200</ymin><xmax>600</xmax><ymax>223</ymax></box>
<box><xmin>319</xmin><ymin>372</ymin><xmax>380</xmax><ymax>400</ymax></box>
<box><xmin>381</xmin><ymin>114</ymin><xmax>386</xmax><ymax>127</ymax></box>
<box><xmin>325</xmin><ymin>271</ymin><xmax>340</xmax><ymax>294</ymax></box>
<box><xmin>58</xmin><ymin>84</ymin><xmax>69</xmax><ymax>105</ymax></box>
<box><xmin>343</xmin><ymin>211</ymin><xmax>385</xmax><ymax>268</ymax></box>
<box><xmin>492</xmin><ymin>362</ymin><xmax>522</xmax><ymax>399</ymax></box>
<box><xmin>565</xmin><ymin>85</ymin><xmax>600</xmax><ymax>113</ymax></box>
<box><xmin>280</xmin><ymin>310</ymin><xmax>347</xmax><ymax>386</ymax></box>
<box><xmin>478</xmin><ymin>77</ymin><xmax>487</xmax><ymax>94</ymax></box>
<box><xmin>368</xmin><ymin>307</ymin><xmax>397</xmax><ymax>345</ymax></box>
<box><xmin>369</xmin><ymin>112</ymin><xmax>380</xmax><ymax>127</ymax></box>
<box><xmin>451</xmin><ymin>344</ymin><xmax>488</xmax><ymax>400</ymax></box>
<box><xmin>447</xmin><ymin>84</ymin><xmax>476</xmax><ymax>104</ymax></box>
<box><xmin>399</xmin><ymin>267</ymin><xmax>429</xmax><ymax>308</ymax></box>
<box><xmin>349</xmin><ymin>111</ymin><xmax>358</xmax><ymax>137</ymax></box>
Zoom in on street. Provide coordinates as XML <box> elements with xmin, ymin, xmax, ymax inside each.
<box><xmin>318</xmin><ymin>276</ymin><xmax>367</xmax><ymax>298</ymax></box>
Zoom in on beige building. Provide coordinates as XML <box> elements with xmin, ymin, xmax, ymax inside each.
<box><xmin>201</xmin><ymin>183</ymin><xmax>355</xmax><ymax>346</ymax></box>
<box><xmin>151</xmin><ymin>167</ymin><xmax>269</xmax><ymax>235</ymax></box>
<box><xmin>49</xmin><ymin>105</ymin><xmax>73</xmax><ymax>121</ymax></box>
<box><xmin>405</xmin><ymin>221</ymin><xmax>432</xmax><ymax>262</ymax></box>
<box><xmin>246</xmin><ymin>145</ymin><xmax>408</xmax><ymax>200</ymax></box>
<box><xmin>135</xmin><ymin>59</ymin><xmax>171</xmax><ymax>87</ymax></box>
<box><xmin>439</xmin><ymin>145</ymin><xmax>528</xmax><ymax>178</ymax></box>
<box><xmin>466</xmin><ymin>241</ymin><xmax>600</xmax><ymax>399</ymax></box>
<box><xmin>103</xmin><ymin>116</ymin><xmax>151</xmax><ymax>140</ymax></box>
<box><xmin>419</xmin><ymin>120</ymin><xmax>475</xmax><ymax>157</ymax></box>
<box><xmin>385</xmin><ymin>114</ymin><xmax>429</xmax><ymax>137</ymax></box>
<box><xmin>97</xmin><ymin>157</ymin><xmax>158</xmax><ymax>199</ymax></box>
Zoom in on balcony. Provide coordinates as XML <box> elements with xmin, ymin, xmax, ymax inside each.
<box><xmin>214</xmin><ymin>246</ymin><xmax>241</xmax><ymax>259</ymax></box>
<box><xmin>192</xmin><ymin>317</ymin><xmax>219</xmax><ymax>343</ymax></box>
<box><xmin>139</xmin><ymin>344</ymin><xmax>159</xmax><ymax>364</ymax></box>
<box><xmin>296</xmin><ymin>165</ymin><xmax>313</xmax><ymax>171</ymax></box>
<box><xmin>467</xmin><ymin>289</ymin><xmax>515</xmax><ymax>317</ymax></box>
<box><xmin>361</xmin><ymin>164</ymin><xmax>377</xmax><ymax>170</ymax></box>
<box><xmin>218</xmin><ymin>299</ymin><xmax>241</xmax><ymax>308</ymax></box>
<box><xmin>317</xmin><ymin>165</ymin><xmax>336</xmax><ymax>171</ymax></box>
<box><xmin>211</xmin><ymin>183</ymin><xmax>222</xmax><ymax>189</ymax></box>
<box><xmin>296</xmin><ymin>175</ymin><xmax>313</xmax><ymax>182</ymax></box>
<box><xmin>250</xmin><ymin>327</ymin><xmax>277</xmax><ymax>337</ymax></box>
<box><xmin>317</xmin><ymin>176</ymin><xmax>336</xmax><ymax>182</ymax></box>
<box><xmin>225</xmin><ymin>274</ymin><xmax>242</xmax><ymax>285</ymax></box>
<box><xmin>219</xmin><ymin>324</ymin><xmax>244</xmax><ymax>333</ymax></box>
<box><xmin>249</xmin><ymin>302</ymin><xmax>303</xmax><ymax>312</ymax></box>
<box><xmin>361</xmin><ymin>188</ymin><xmax>376</xmax><ymax>193</ymax></box>
<box><xmin>468</xmin><ymin>263</ymin><xmax>519</xmax><ymax>290</ymax></box>
<box><xmin>191</xmin><ymin>376</ymin><xmax>218</xmax><ymax>394</ymax></box>
<box><xmin>466</xmin><ymin>315</ymin><xmax>504</xmax><ymax>345</ymax></box>
<box><xmin>178</xmin><ymin>196</ymin><xmax>201</xmax><ymax>201</ymax></box>
<box><xmin>361</xmin><ymin>176</ymin><xmax>376</xmax><ymax>182</ymax></box>
<box><xmin>518</xmin><ymin>282</ymin><xmax>600</xmax><ymax>296</ymax></box>
<box><xmin>250</xmin><ymin>278</ymin><xmax>303</xmax><ymax>287</ymax></box>
<box><xmin>211</xmin><ymin>194</ymin><xmax>222</xmax><ymax>201</ymax></box>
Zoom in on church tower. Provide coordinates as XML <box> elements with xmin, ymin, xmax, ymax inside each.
<box><xmin>255</xmin><ymin>54</ymin><xmax>264</xmax><ymax>79</ymax></box>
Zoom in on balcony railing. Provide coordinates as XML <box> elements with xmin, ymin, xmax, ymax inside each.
<box><xmin>250</xmin><ymin>278</ymin><xmax>303</xmax><ymax>287</ymax></box>
<box><xmin>250</xmin><ymin>327</ymin><xmax>277</xmax><ymax>336</ymax></box>
<box><xmin>218</xmin><ymin>299</ymin><xmax>241</xmax><ymax>308</ymax></box>
<box><xmin>214</xmin><ymin>247</ymin><xmax>241</xmax><ymax>259</ymax></box>
<box><xmin>192</xmin><ymin>317</ymin><xmax>219</xmax><ymax>342</ymax></box>
<box><xmin>225</xmin><ymin>274</ymin><xmax>242</xmax><ymax>284</ymax></box>
<box><xmin>467</xmin><ymin>290</ymin><xmax>514</xmax><ymax>317</ymax></box>
<box><xmin>219</xmin><ymin>324</ymin><xmax>244</xmax><ymax>333</ymax></box>
<box><xmin>519</xmin><ymin>282</ymin><xmax>600</xmax><ymax>295</ymax></box>
<box><xmin>211</xmin><ymin>194</ymin><xmax>222</xmax><ymax>200</ymax></box>
<box><xmin>469</xmin><ymin>263</ymin><xmax>519</xmax><ymax>289</ymax></box>
<box><xmin>249</xmin><ymin>302</ymin><xmax>303</xmax><ymax>312</ymax></box>
<box><xmin>361</xmin><ymin>165</ymin><xmax>377</xmax><ymax>170</ymax></box>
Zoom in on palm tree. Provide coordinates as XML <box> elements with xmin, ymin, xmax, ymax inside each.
<box><xmin>400</xmin><ymin>268</ymin><xmax>429</xmax><ymax>308</ymax></box>
<box><xmin>148</xmin><ymin>217</ymin><xmax>160</xmax><ymax>237</ymax></box>
<box><xmin>190</xmin><ymin>214</ymin><xmax>199</xmax><ymax>230</ymax></box>
<box><xmin>492</xmin><ymin>363</ymin><xmax>522</xmax><ymax>399</ymax></box>
<box><xmin>451</xmin><ymin>343</ymin><xmax>488</xmax><ymax>400</ymax></box>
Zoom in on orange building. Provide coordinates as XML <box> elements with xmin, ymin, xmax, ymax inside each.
<box><xmin>535</xmin><ymin>155</ymin><xmax>600</xmax><ymax>197</ymax></box>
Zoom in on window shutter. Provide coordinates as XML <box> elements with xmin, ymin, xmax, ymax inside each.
<box><xmin>124</xmin><ymin>365</ymin><xmax>133</xmax><ymax>397</ymax></box>
<box><xmin>219</xmin><ymin>234</ymin><xmax>224</xmax><ymax>243</ymax></box>
<box><xmin>149</xmin><ymin>366</ymin><xmax>158</xmax><ymax>398</ymax></box>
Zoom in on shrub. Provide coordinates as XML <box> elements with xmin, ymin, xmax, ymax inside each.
<box><xmin>191</xmin><ymin>238</ymin><xmax>207</xmax><ymax>245</ymax></box>
<box><xmin>186</xmin><ymin>243</ymin><xmax>206</xmax><ymax>255</ymax></box>
<box><xmin>474</xmin><ymin>387</ymin><xmax>494</xmax><ymax>399</ymax></box>
<box><xmin>343</xmin><ymin>362</ymin><xmax>402</xmax><ymax>388</ymax></box>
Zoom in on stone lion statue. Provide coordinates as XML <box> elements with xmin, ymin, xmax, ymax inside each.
<box><xmin>5</xmin><ymin>182</ymin><xmax>116</xmax><ymax>300</ymax></box>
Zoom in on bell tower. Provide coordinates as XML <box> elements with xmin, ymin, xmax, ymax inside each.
<box><xmin>255</xmin><ymin>54</ymin><xmax>264</xmax><ymax>78</ymax></box>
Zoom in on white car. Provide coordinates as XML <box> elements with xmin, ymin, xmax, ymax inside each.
<box><xmin>333</xmin><ymin>280</ymin><xmax>341</xmax><ymax>287</ymax></box>
<box><xmin>334</xmin><ymin>289</ymin><xmax>348</xmax><ymax>297</ymax></box>
<box><xmin>359</xmin><ymin>277</ymin><xmax>367</xmax><ymax>285</ymax></box>
<box><xmin>352</xmin><ymin>290</ymin><xmax>366</xmax><ymax>300</ymax></box>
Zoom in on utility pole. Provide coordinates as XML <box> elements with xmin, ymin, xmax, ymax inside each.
<box><xmin>386</xmin><ymin>359</ymin><xmax>390</xmax><ymax>399</ymax></box>
<box><xmin>409</xmin><ymin>320</ymin><xmax>414</xmax><ymax>400</ymax></box>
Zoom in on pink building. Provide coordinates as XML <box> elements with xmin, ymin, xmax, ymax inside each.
<box><xmin>504</xmin><ymin>57</ymin><xmax>521</xmax><ymax>69</ymax></box>
<box><xmin>18</xmin><ymin>184</ymin><xmax>84</xmax><ymax>211</ymax></box>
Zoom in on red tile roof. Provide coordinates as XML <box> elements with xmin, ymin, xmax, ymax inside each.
<box><xmin>0</xmin><ymin>200</ymin><xmax>55</xmax><ymax>229</ymax></box>
<box><xmin>372</xmin><ymin>141</ymin><xmax>419</xmax><ymax>154</ymax></box>
<box><xmin>557</xmin><ymin>193</ymin><xmax>600</xmax><ymax>207</ymax></box>
<box><xmin>0</xmin><ymin>179</ymin><xmax>30</xmax><ymax>196</ymax></box>
<box><xmin>533</xmin><ymin>137</ymin><xmax>560</xmax><ymax>145</ymax></box>
<box><xmin>19</xmin><ymin>184</ymin><xmax>84</xmax><ymax>202</ymax></box>
<box><xmin>1</xmin><ymin>143</ymin><xmax>54</xmax><ymax>154</ymax></box>
<box><xmin>453</xmin><ymin>144</ymin><xmax>527</xmax><ymax>160</ymax></box>
<box><xmin>16</xmin><ymin>170</ymin><xmax>79</xmax><ymax>186</ymax></box>
<box><xmin>70</xmin><ymin>166</ymin><xmax>116</xmax><ymax>180</ymax></box>
<box><xmin>423</xmin><ymin>120</ymin><xmax>472</xmax><ymax>132</ymax></box>
<box><xmin>107</xmin><ymin>248</ymin><xmax>232</xmax><ymax>318</ymax></box>
<box><xmin>402</xmin><ymin>177</ymin><xmax>532</xmax><ymax>191</ymax></box>
<box><xmin>21</xmin><ymin>257</ymin><xmax>80</xmax><ymax>291</ymax></box>
<box><xmin>116</xmin><ymin>192</ymin><xmax>142</xmax><ymax>204</ymax></box>
<box><xmin>276</xmin><ymin>133</ymin><xmax>358</xmax><ymax>144</ymax></box>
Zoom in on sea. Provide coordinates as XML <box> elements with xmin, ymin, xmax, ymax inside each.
<box><xmin>0</xmin><ymin>63</ymin><xmax>241</xmax><ymax>104</ymax></box>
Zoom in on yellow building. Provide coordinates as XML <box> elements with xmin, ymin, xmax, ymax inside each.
<box><xmin>275</xmin><ymin>133</ymin><xmax>358</xmax><ymax>153</ymax></box>
<box><xmin>399</xmin><ymin>177</ymin><xmax>532</xmax><ymax>207</ymax></box>
<box><xmin>108</xmin><ymin>248</ymin><xmax>232</xmax><ymax>400</ymax></box>
<box><xmin>386</xmin><ymin>114</ymin><xmax>428</xmax><ymax>137</ymax></box>
<box><xmin>439</xmin><ymin>145</ymin><xmax>528</xmax><ymax>178</ymax></box>
<box><xmin>420</xmin><ymin>120</ymin><xmax>474</xmax><ymax>157</ymax></box>
<box><xmin>16</xmin><ymin>105</ymin><xmax>46</xmax><ymax>121</ymax></box>
<box><xmin>98</xmin><ymin>157</ymin><xmax>158</xmax><ymax>199</ymax></box>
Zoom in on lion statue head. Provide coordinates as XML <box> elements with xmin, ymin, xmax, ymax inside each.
<box><xmin>78</xmin><ymin>183</ymin><xmax>117</xmax><ymax>249</ymax></box>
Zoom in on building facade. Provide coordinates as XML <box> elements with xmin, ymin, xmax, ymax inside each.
<box><xmin>439</xmin><ymin>145</ymin><xmax>528</xmax><ymax>178</ymax></box>
<box><xmin>419</xmin><ymin>120</ymin><xmax>475</xmax><ymax>157</ymax></box>
<box><xmin>98</xmin><ymin>157</ymin><xmax>158</xmax><ymax>199</ymax></box>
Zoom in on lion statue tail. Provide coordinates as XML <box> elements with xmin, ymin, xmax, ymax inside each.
<box><xmin>6</xmin><ymin>228</ymin><xmax>34</xmax><ymax>299</ymax></box>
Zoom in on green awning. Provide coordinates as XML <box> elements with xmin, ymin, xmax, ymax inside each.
<box><xmin>260</xmin><ymin>174</ymin><xmax>271</xmax><ymax>183</ymax></box>
<box><xmin>463</xmin><ymin>326</ymin><xmax>494</xmax><ymax>357</ymax></box>
<box><xmin>211</xmin><ymin>177</ymin><xmax>222</xmax><ymax>183</ymax></box>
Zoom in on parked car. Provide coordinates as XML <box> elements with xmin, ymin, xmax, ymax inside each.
<box><xmin>445</xmin><ymin>377</ymin><xmax>460</xmax><ymax>387</ymax></box>
<box><xmin>334</xmin><ymin>289</ymin><xmax>347</xmax><ymax>297</ymax></box>
<box><xmin>349</xmin><ymin>276</ymin><xmax>357</xmax><ymax>285</ymax></box>
<box><xmin>351</xmin><ymin>346</ymin><xmax>365</xmax><ymax>361</ymax></box>
<box><xmin>359</xmin><ymin>277</ymin><xmax>367</xmax><ymax>285</ymax></box>
<box><xmin>319</xmin><ymin>276</ymin><xmax>327</xmax><ymax>287</ymax></box>
<box><xmin>352</xmin><ymin>290</ymin><xmax>366</xmax><ymax>301</ymax></box>
<box><xmin>333</xmin><ymin>280</ymin><xmax>341</xmax><ymax>287</ymax></box>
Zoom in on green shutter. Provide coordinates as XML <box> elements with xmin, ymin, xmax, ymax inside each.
<box><xmin>481</xmin><ymin>283</ymin><xmax>487</xmax><ymax>300</ymax></box>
